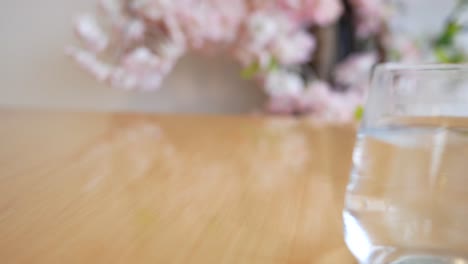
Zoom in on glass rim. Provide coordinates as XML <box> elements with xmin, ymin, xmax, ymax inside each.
<box><xmin>376</xmin><ymin>63</ymin><xmax>468</xmax><ymax>72</ymax></box>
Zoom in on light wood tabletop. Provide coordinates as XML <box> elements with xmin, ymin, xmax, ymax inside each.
<box><xmin>0</xmin><ymin>110</ymin><xmax>357</xmax><ymax>264</ymax></box>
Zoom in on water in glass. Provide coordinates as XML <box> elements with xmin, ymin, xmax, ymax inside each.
<box><xmin>344</xmin><ymin>64</ymin><xmax>468</xmax><ymax>264</ymax></box>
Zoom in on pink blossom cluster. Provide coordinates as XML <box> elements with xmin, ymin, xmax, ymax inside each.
<box><xmin>69</xmin><ymin>0</ymin><xmax>342</xmax><ymax>90</ymax></box>
<box><xmin>265</xmin><ymin>52</ymin><xmax>376</xmax><ymax>122</ymax></box>
<box><xmin>68</xmin><ymin>0</ymin><xmax>249</xmax><ymax>91</ymax></box>
<box><xmin>349</xmin><ymin>0</ymin><xmax>388</xmax><ymax>38</ymax></box>
<box><xmin>277</xmin><ymin>0</ymin><xmax>343</xmax><ymax>26</ymax></box>
<box><xmin>68</xmin><ymin>0</ymin><xmax>387</xmax><ymax>123</ymax></box>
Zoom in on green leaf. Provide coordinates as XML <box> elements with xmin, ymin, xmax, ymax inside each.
<box><xmin>435</xmin><ymin>47</ymin><xmax>451</xmax><ymax>63</ymax></box>
<box><xmin>354</xmin><ymin>106</ymin><xmax>364</xmax><ymax>121</ymax></box>
<box><xmin>241</xmin><ymin>61</ymin><xmax>261</xmax><ymax>80</ymax></box>
<box><xmin>435</xmin><ymin>21</ymin><xmax>462</xmax><ymax>47</ymax></box>
<box><xmin>268</xmin><ymin>57</ymin><xmax>279</xmax><ymax>71</ymax></box>
<box><xmin>434</xmin><ymin>47</ymin><xmax>466</xmax><ymax>63</ymax></box>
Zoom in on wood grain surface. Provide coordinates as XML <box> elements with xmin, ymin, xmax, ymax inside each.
<box><xmin>0</xmin><ymin>110</ymin><xmax>357</xmax><ymax>264</ymax></box>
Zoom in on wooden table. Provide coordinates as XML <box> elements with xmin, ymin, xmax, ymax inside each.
<box><xmin>0</xmin><ymin>110</ymin><xmax>357</xmax><ymax>264</ymax></box>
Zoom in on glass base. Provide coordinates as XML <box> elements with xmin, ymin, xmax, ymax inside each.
<box><xmin>391</xmin><ymin>255</ymin><xmax>468</xmax><ymax>264</ymax></box>
<box><xmin>359</xmin><ymin>248</ymin><xmax>468</xmax><ymax>264</ymax></box>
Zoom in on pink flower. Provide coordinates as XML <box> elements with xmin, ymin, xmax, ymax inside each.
<box><xmin>130</xmin><ymin>0</ymin><xmax>176</xmax><ymax>21</ymax></box>
<box><xmin>298</xmin><ymin>80</ymin><xmax>332</xmax><ymax>113</ymax></box>
<box><xmin>163</xmin><ymin>14</ymin><xmax>187</xmax><ymax>46</ymax></box>
<box><xmin>245</xmin><ymin>11</ymin><xmax>295</xmax><ymax>48</ymax></box>
<box><xmin>271</xmin><ymin>30</ymin><xmax>316</xmax><ymax>65</ymax></box>
<box><xmin>74</xmin><ymin>14</ymin><xmax>109</xmax><ymax>53</ymax></box>
<box><xmin>264</xmin><ymin>70</ymin><xmax>305</xmax><ymax>97</ymax></box>
<box><xmin>124</xmin><ymin>19</ymin><xmax>146</xmax><ymax>43</ymax></box>
<box><xmin>334</xmin><ymin>52</ymin><xmax>377</xmax><ymax>89</ymax></box>
<box><xmin>298</xmin><ymin>80</ymin><xmax>366</xmax><ymax>123</ymax></box>
<box><xmin>67</xmin><ymin>45</ymin><xmax>176</xmax><ymax>91</ymax></box>
<box><xmin>234</xmin><ymin>9</ymin><xmax>314</xmax><ymax>68</ymax></box>
<box><xmin>98</xmin><ymin>0</ymin><xmax>121</xmax><ymax>20</ymax></box>
<box><xmin>110</xmin><ymin>47</ymin><xmax>173</xmax><ymax>91</ymax></box>
<box><xmin>263</xmin><ymin>69</ymin><xmax>307</xmax><ymax>115</ymax></box>
<box><xmin>309</xmin><ymin>0</ymin><xmax>343</xmax><ymax>26</ymax></box>
<box><xmin>170</xmin><ymin>0</ymin><xmax>247</xmax><ymax>49</ymax></box>
<box><xmin>266</xmin><ymin>95</ymin><xmax>299</xmax><ymax>115</ymax></box>
<box><xmin>130</xmin><ymin>0</ymin><xmax>247</xmax><ymax>50</ymax></box>
<box><xmin>248</xmin><ymin>12</ymin><xmax>280</xmax><ymax>47</ymax></box>
<box><xmin>349</xmin><ymin>0</ymin><xmax>387</xmax><ymax>38</ymax></box>
<box><xmin>279</xmin><ymin>0</ymin><xmax>343</xmax><ymax>26</ymax></box>
<box><xmin>323</xmin><ymin>92</ymin><xmax>363</xmax><ymax>123</ymax></box>
<box><xmin>233</xmin><ymin>10</ymin><xmax>296</xmax><ymax>68</ymax></box>
<box><xmin>265</xmin><ymin>78</ymin><xmax>365</xmax><ymax>122</ymax></box>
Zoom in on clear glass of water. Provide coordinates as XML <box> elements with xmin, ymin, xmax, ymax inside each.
<box><xmin>344</xmin><ymin>64</ymin><xmax>468</xmax><ymax>264</ymax></box>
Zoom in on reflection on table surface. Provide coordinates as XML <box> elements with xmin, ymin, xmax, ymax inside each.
<box><xmin>0</xmin><ymin>110</ymin><xmax>357</xmax><ymax>264</ymax></box>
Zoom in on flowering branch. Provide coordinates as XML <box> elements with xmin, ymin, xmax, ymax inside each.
<box><xmin>67</xmin><ymin>0</ymin><xmax>398</xmax><ymax>123</ymax></box>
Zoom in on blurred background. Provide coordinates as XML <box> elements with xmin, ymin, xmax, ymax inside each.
<box><xmin>0</xmin><ymin>0</ymin><xmax>465</xmax><ymax>117</ymax></box>
<box><xmin>2</xmin><ymin>3</ymin><xmax>468</xmax><ymax>263</ymax></box>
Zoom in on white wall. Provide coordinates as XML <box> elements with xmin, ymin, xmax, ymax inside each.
<box><xmin>0</xmin><ymin>0</ymin><xmax>454</xmax><ymax>113</ymax></box>
<box><xmin>395</xmin><ymin>0</ymin><xmax>455</xmax><ymax>36</ymax></box>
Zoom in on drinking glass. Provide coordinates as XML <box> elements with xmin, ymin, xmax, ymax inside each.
<box><xmin>343</xmin><ymin>64</ymin><xmax>468</xmax><ymax>264</ymax></box>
